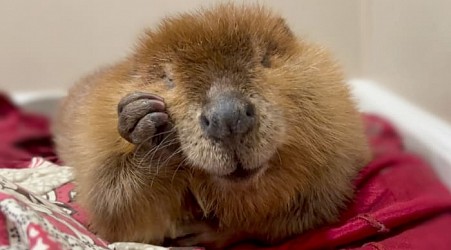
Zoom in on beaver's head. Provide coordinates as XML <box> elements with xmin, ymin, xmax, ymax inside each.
<box><xmin>130</xmin><ymin>4</ymin><xmax>345</xmax><ymax>182</ymax></box>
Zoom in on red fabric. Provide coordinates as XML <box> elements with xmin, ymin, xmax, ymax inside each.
<box><xmin>1</xmin><ymin>93</ymin><xmax>451</xmax><ymax>249</ymax></box>
<box><xmin>0</xmin><ymin>93</ymin><xmax>57</xmax><ymax>168</ymax></box>
<box><xmin>0</xmin><ymin>175</ymin><xmax>110</xmax><ymax>249</ymax></box>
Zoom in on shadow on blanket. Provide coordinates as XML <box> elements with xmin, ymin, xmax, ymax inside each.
<box><xmin>1</xmin><ymin>93</ymin><xmax>451</xmax><ymax>250</ymax></box>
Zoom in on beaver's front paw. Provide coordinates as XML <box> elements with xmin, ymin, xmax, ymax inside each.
<box><xmin>117</xmin><ymin>92</ymin><xmax>169</xmax><ymax>145</ymax></box>
<box><xmin>171</xmin><ymin>222</ymin><xmax>245</xmax><ymax>250</ymax></box>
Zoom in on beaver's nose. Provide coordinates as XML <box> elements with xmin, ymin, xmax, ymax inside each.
<box><xmin>200</xmin><ymin>92</ymin><xmax>256</xmax><ymax>140</ymax></box>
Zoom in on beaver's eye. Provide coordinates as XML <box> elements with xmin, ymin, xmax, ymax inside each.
<box><xmin>261</xmin><ymin>53</ymin><xmax>271</xmax><ymax>68</ymax></box>
<box><xmin>162</xmin><ymin>73</ymin><xmax>175</xmax><ymax>89</ymax></box>
<box><xmin>249</xmin><ymin>93</ymin><xmax>258</xmax><ymax>98</ymax></box>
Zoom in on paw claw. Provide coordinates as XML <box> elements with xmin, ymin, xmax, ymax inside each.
<box><xmin>149</xmin><ymin>112</ymin><xmax>169</xmax><ymax>127</ymax></box>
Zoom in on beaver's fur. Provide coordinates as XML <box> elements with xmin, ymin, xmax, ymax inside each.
<box><xmin>53</xmin><ymin>3</ymin><xmax>371</xmax><ymax>249</ymax></box>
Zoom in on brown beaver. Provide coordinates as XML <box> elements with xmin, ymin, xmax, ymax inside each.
<box><xmin>53</xmin><ymin>3</ymin><xmax>371</xmax><ymax>249</ymax></box>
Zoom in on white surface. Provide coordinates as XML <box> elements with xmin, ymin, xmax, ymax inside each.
<box><xmin>10</xmin><ymin>80</ymin><xmax>451</xmax><ymax>189</ymax></box>
<box><xmin>350</xmin><ymin>79</ymin><xmax>451</xmax><ymax>188</ymax></box>
<box><xmin>10</xmin><ymin>90</ymin><xmax>66</xmax><ymax>120</ymax></box>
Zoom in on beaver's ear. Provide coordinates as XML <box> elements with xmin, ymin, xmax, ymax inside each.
<box><xmin>275</xmin><ymin>17</ymin><xmax>295</xmax><ymax>38</ymax></box>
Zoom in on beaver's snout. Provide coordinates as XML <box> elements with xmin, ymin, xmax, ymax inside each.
<box><xmin>200</xmin><ymin>91</ymin><xmax>256</xmax><ymax>141</ymax></box>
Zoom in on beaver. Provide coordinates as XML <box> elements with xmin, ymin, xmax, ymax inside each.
<box><xmin>53</xmin><ymin>3</ymin><xmax>371</xmax><ymax>249</ymax></box>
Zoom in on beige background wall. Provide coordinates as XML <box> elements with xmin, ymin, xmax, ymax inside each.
<box><xmin>361</xmin><ymin>0</ymin><xmax>451</xmax><ymax>123</ymax></box>
<box><xmin>0</xmin><ymin>0</ymin><xmax>361</xmax><ymax>92</ymax></box>
<box><xmin>0</xmin><ymin>0</ymin><xmax>450</xmax><ymax>122</ymax></box>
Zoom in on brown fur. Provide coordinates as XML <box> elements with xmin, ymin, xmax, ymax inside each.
<box><xmin>53</xmin><ymin>3</ymin><xmax>371</xmax><ymax>249</ymax></box>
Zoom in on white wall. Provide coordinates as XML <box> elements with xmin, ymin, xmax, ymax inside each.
<box><xmin>361</xmin><ymin>0</ymin><xmax>451</xmax><ymax>123</ymax></box>
<box><xmin>0</xmin><ymin>0</ymin><xmax>361</xmax><ymax>92</ymax></box>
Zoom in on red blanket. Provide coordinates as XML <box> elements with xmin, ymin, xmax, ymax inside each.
<box><xmin>1</xmin><ymin>93</ymin><xmax>451</xmax><ymax>249</ymax></box>
<box><xmin>0</xmin><ymin>93</ymin><xmax>57</xmax><ymax>168</ymax></box>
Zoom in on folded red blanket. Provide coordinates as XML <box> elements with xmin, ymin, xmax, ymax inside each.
<box><xmin>1</xmin><ymin>93</ymin><xmax>451</xmax><ymax>249</ymax></box>
<box><xmin>0</xmin><ymin>93</ymin><xmax>57</xmax><ymax>168</ymax></box>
